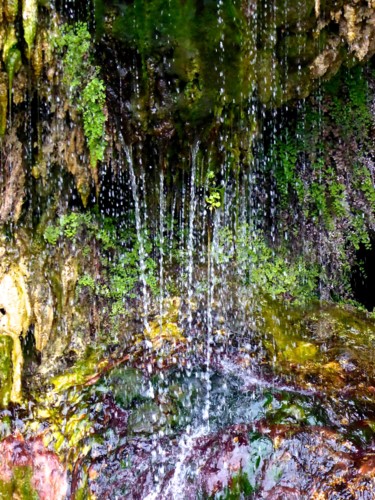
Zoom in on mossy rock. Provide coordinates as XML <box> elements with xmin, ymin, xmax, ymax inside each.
<box><xmin>0</xmin><ymin>336</ymin><xmax>13</xmax><ymax>407</ymax></box>
<box><xmin>0</xmin><ymin>466</ymin><xmax>38</xmax><ymax>500</ymax></box>
<box><xmin>277</xmin><ymin>33</ymin><xmax>321</xmax><ymax>65</ymax></box>
<box><xmin>270</xmin><ymin>0</ymin><xmax>315</xmax><ymax>28</ymax></box>
<box><xmin>256</xmin><ymin>50</ymin><xmax>283</xmax><ymax>106</ymax></box>
<box><xmin>260</xmin><ymin>298</ymin><xmax>321</xmax><ymax>365</ymax></box>
<box><xmin>127</xmin><ymin>400</ymin><xmax>176</xmax><ymax>435</ymax></box>
<box><xmin>258</xmin><ymin>298</ymin><xmax>375</xmax><ymax>397</ymax></box>
<box><xmin>108</xmin><ymin>367</ymin><xmax>148</xmax><ymax>408</ymax></box>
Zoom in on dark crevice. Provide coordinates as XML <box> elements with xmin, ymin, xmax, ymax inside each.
<box><xmin>351</xmin><ymin>240</ymin><xmax>375</xmax><ymax>311</ymax></box>
<box><xmin>21</xmin><ymin>325</ymin><xmax>41</xmax><ymax>380</ymax></box>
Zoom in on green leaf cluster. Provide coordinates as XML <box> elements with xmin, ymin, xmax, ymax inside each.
<box><xmin>43</xmin><ymin>212</ymin><xmax>94</xmax><ymax>244</ymax></box>
<box><xmin>214</xmin><ymin>225</ymin><xmax>319</xmax><ymax>304</ymax></box>
<box><xmin>47</xmin><ymin>211</ymin><xmax>159</xmax><ymax>317</ymax></box>
<box><xmin>56</xmin><ymin>22</ymin><xmax>107</xmax><ymax>167</ymax></box>
<box><xmin>327</xmin><ymin>66</ymin><xmax>372</xmax><ymax>140</ymax></box>
<box><xmin>81</xmin><ymin>78</ymin><xmax>107</xmax><ymax>167</ymax></box>
<box><xmin>205</xmin><ymin>170</ymin><xmax>223</xmax><ymax>211</ymax></box>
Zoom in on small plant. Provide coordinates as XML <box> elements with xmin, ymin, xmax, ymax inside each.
<box><xmin>50</xmin><ymin>211</ymin><xmax>161</xmax><ymax>316</ymax></box>
<box><xmin>77</xmin><ymin>274</ymin><xmax>96</xmax><ymax>291</ymax></box>
<box><xmin>205</xmin><ymin>170</ymin><xmax>222</xmax><ymax>211</ymax></box>
<box><xmin>55</xmin><ymin>23</ymin><xmax>92</xmax><ymax>91</ymax></box>
<box><xmin>81</xmin><ymin>78</ymin><xmax>107</xmax><ymax>167</ymax></box>
<box><xmin>214</xmin><ymin>224</ymin><xmax>319</xmax><ymax>303</ymax></box>
<box><xmin>56</xmin><ymin>22</ymin><xmax>107</xmax><ymax>168</ymax></box>
<box><xmin>274</xmin><ymin>132</ymin><xmax>299</xmax><ymax>208</ymax></box>
<box><xmin>43</xmin><ymin>225</ymin><xmax>61</xmax><ymax>246</ymax></box>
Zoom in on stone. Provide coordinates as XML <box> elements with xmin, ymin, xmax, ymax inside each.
<box><xmin>0</xmin><ymin>262</ymin><xmax>32</xmax><ymax>403</ymax></box>
<box><xmin>0</xmin><ymin>434</ymin><xmax>68</xmax><ymax>500</ymax></box>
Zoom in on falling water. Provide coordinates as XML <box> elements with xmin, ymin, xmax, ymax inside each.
<box><xmin>186</xmin><ymin>140</ymin><xmax>200</xmax><ymax>336</ymax></box>
<box><xmin>122</xmin><ymin>136</ymin><xmax>151</xmax><ymax>334</ymax></box>
<box><xmin>159</xmin><ymin>167</ymin><xmax>165</xmax><ymax>321</ymax></box>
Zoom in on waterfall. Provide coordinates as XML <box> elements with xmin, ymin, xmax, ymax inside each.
<box><xmin>186</xmin><ymin>139</ymin><xmax>200</xmax><ymax>337</ymax></box>
<box><xmin>1</xmin><ymin>1</ymin><xmax>375</xmax><ymax>499</ymax></box>
<box><xmin>121</xmin><ymin>134</ymin><xmax>151</xmax><ymax>335</ymax></box>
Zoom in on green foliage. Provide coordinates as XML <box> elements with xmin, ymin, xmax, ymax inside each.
<box><xmin>354</xmin><ymin>165</ymin><xmax>375</xmax><ymax>212</ymax></box>
<box><xmin>81</xmin><ymin>77</ymin><xmax>107</xmax><ymax>167</ymax></box>
<box><xmin>274</xmin><ymin>132</ymin><xmax>300</xmax><ymax>208</ymax></box>
<box><xmin>328</xmin><ymin>181</ymin><xmax>346</xmax><ymax>218</ymax></box>
<box><xmin>270</xmin><ymin>67</ymin><xmax>375</xmax><ymax>304</ymax></box>
<box><xmin>214</xmin><ymin>225</ymin><xmax>319</xmax><ymax>303</ymax></box>
<box><xmin>205</xmin><ymin>170</ymin><xmax>223</xmax><ymax>211</ymax></box>
<box><xmin>49</xmin><ymin>211</ymin><xmax>160</xmax><ymax>316</ymax></box>
<box><xmin>43</xmin><ymin>225</ymin><xmax>61</xmax><ymax>245</ymax></box>
<box><xmin>60</xmin><ymin>212</ymin><xmax>94</xmax><ymax>238</ymax></box>
<box><xmin>216</xmin><ymin>470</ymin><xmax>254</xmax><ymax>499</ymax></box>
<box><xmin>44</xmin><ymin>212</ymin><xmax>94</xmax><ymax>244</ymax></box>
<box><xmin>309</xmin><ymin>181</ymin><xmax>328</xmax><ymax>222</ymax></box>
<box><xmin>273</xmin><ymin>133</ymin><xmax>349</xmax><ymax>225</ymax></box>
<box><xmin>55</xmin><ymin>23</ymin><xmax>92</xmax><ymax>91</ymax></box>
<box><xmin>105</xmin><ymin>230</ymin><xmax>159</xmax><ymax>315</ymax></box>
<box><xmin>326</xmin><ymin>66</ymin><xmax>372</xmax><ymax>141</ymax></box>
<box><xmin>77</xmin><ymin>274</ymin><xmax>96</xmax><ymax>291</ymax></box>
<box><xmin>56</xmin><ymin>22</ymin><xmax>107</xmax><ymax>167</ymax></box>
<box><xmin>348</xmin><ymin>213</ymin><xmax>371</xmax><ymax>251</ymax></box>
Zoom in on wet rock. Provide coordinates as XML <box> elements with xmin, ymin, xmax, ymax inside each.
<box><xmin>253</xmin><ymin>298</ymin><xmax>375</xmax><ymax>401</ymax></box>
<box><xmin>127</xmin><ymin>401</ymin><xmax>170</xmax><ymax>435</ymax></box>
<box><xmin>310</xmin><ymin>35</ymin><xmax>344</xmax><ymax>79</ymax></box>
<box><xmin>0</xmin><ymin>129</ymin><xmax>25</xmax><ymax>224</ymax></box>
<box><xmin>0</xmin><ymin>261</ymin><xmax>32</xmax><ymax>403</ymax></box>
<box><xmin>85</xmin><ymin>422</ymin><xmax>375</xmax><ymax>499</ymax></box>
<box><xmin>0</xmin><ymin>336</ymin><xmax>14</xmax><ymax>407</ymax></box>
<box><xmin>0</xmin><ymin>434</ymin><xmax>68</xmax><ymax>500</ymax></box>
<box><xmin>259</xmin><ymin>426</ymin><xmax>375</xmax><ymax>498</ymax></box>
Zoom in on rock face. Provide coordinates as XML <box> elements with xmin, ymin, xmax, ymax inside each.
<box><xmin>0</xmin><ymin>261</ymin><xmax>31</xmax><ymax>403</ymax></box>
<box><xmin>0</xmin><ymin>434</ymin><xmax>68</xmax><ymax>500</ymax></box>
<box><xmin>0</xmin><ymin>234</ymin><xmax>91</xmax><ymax>402</ymax></box>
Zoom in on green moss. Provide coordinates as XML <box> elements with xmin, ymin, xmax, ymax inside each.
<box><xmin>0</xmin><ymin>466</ymin><xmax>39</xmax><ymax>500</ymax></box>
<box><xmin>50</xmin><ymin>347</ymin><xmax>105</xmax><ymax>392</ymax></box>
<box><xmin>4</xmin><ymin>0</ymin><xmax>19</xmax><ymax>22</ymax></box>
<box><xmin>0</xmin><ymin>336</ymin><xmax>14</xmax><ymax>407</ymax></box>
<box><xmin>22</xmin><ymin>0</ymin><xmax>38</xmax><ymax>59</ymax></box>
<box><xmin>0</xmin><ymin>74</ymin><xmax>7</xmax><ymax>137</ymax></box>
<box><xmin>256</xmin><ymin>50</ymin><xmax>282</xmax><ymax>105</ymax></box>
<box><xmin>5</xmin><ymin>45</ymin><xmax>22</xmax><ymax>102</ymax></box>
<box><xmin>108</xmin><ymin>367</ymin><xmax>147</xmax><ymax>408</ymax></box>
<box><xmin>260</xmin><ymin>300</ymin><xmax>320</xmax><ymax>365</ymax></box>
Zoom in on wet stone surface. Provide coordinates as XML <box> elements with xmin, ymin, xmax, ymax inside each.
<box><xmin>0</xmin><ymin>298</ymin><xmax>375</xmax><ymax>498</ymax></box>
